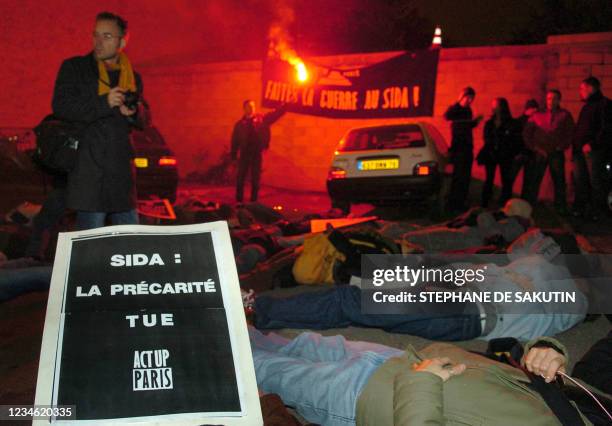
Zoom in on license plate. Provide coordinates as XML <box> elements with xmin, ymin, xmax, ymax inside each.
<box><xmin>134</xmin><ymin>158</ymin><xmax>148</xmax><ymax>168</ymax></box>
<box><xmin>358</xmin><ymin>158</ymin><xmax>399</xmax><ymax>170</ymax></box>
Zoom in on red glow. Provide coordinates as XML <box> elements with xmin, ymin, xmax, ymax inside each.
<box><xmin>158</xmin><ymin>156</ymin><xmax>177</xmax><ymax>166</ymax></box>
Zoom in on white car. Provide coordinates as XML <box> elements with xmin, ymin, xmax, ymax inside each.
<box><xmin>327</xmin><ymin>122</ymin><xmax>449</xmax><ymax>213</ymax></box>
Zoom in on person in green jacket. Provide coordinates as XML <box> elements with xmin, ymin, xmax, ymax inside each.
<box><xmin>250</xmin><ymin>326</ymin><xmax>611</xmax><ymax>426</ymax></box>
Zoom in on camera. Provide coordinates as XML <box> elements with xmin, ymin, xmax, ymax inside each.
<box><xmin>123</xmin><ymin>91</ymin><xmax>140</xmax><ymax>110</ymax></box>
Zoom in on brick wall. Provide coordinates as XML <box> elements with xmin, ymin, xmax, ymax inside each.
<box><xmin>141</xmin><ymin>33</ymin><xmax>612</xmax><ymax>194</ymax></box>
<box><xmin>2</xmin><ymin>12</ymin><xmax>610</xmax><ymax>196</ymax></box>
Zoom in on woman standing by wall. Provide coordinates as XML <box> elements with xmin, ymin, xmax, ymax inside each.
<box><xmin>477</xmin><ymin>98</ymin><xmax>521</xmax><ymax>208</ymax></box>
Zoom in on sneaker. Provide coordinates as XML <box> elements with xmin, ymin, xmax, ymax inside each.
<box><xmin>241</xmin><ymin>289</ymin><xmax>256</xmax><ymax>323</ymax></box>
<box><xmin>241</xmin><ymin>288</ymin><xmax>255</xmax><ymax>310</ymax></box>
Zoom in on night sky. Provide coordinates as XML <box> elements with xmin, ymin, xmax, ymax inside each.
<box><xmin>2</xmin><ymin>0</ymin><xmax>609</xmax><ymax>68</ymax></box>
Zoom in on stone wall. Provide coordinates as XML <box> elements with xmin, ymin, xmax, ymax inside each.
<box><xmin>2</xmin><ymin>19</ymin><xmax>611</xmax><ymax>196</ymax></box>
<box><xmin>137</xmin><ymin>33</ymin><xmax>610</xmax><ymax>195</ymax></box>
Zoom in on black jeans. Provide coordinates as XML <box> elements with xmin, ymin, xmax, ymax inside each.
<box><xmin>573</xmin><ymin>330</ymin><xmax>612</xmax><ymax>395</ymax></box>
<box><xmin>236</xmin><ymin>149</ymin><xmax>263</xmax><ymax>202</ymax></box>
<box><xmin>572</xmin><ymin>148</ymin><xmax>609</xmax><ymax>214</ymax></box>
<box><xmin>482</xmin><ymin>160</ymin><xmax>515</xmax><ymax>208</ymax></box>
<box><xmin>447</xmin><ymin>149</ymin><xmax>473</xmax><ymax>211</ymax></box>
<box><xmin>521</xmin><ymin>151</ymin><xmax>567</xmax><ymax>209</ymax></box>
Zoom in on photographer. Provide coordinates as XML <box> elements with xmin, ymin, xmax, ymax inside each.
<box><xmin>52</xmin><ymin>12</ymin><xmax>143</xmax><ymax>230</ymax></box>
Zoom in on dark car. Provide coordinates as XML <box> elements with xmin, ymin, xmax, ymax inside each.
<box><xmin>130</xmin><ymin>126</ymin><xmax>179</xmax><ymax>203</ymax></box>
<box><xmin>0</xmin><ymin>124</ymin><xmax>178</xmax><ymax>204</ymax></box>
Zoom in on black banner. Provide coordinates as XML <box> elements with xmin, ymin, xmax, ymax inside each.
<box><xmin>55</xmin><ymin>232</ymin><xmax>241</xmax><ymax>420</ymax></box>
<box><xmin>261</xmin><ymin>50</ymin><xmax>439</xmax><ymax>118</ymax></box>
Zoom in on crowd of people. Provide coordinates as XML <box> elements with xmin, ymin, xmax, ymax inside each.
<box><xmin>5</xmin><ymin>9</ymin><xmax>611</xmax><ymax>426</ymax></box>
<box><xmin>445</xmin><ymin>79</ymin><xmax>611</xmax><ymax>221</ymax></box>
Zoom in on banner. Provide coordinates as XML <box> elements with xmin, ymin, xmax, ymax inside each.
<box><xmin>262</xmin><ymin>50</ymin><xmax>439</xmax><ymax>119</ymax></box>
<box><xmin>34</xmin><ymin>222</ymin><xmax>262</xmax><ymax>425</ymax></box>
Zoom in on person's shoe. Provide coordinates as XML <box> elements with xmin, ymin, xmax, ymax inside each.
<box><xmin>241</xmin><ymin>288</ymin><xmax>256</xmax><ymax>322</ymax></box>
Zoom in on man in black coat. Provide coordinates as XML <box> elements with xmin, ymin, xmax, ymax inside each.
<box><xmin>444</xmin><ymin>87</ymin><xmax>483</xmax><ymax>213</ymax></box>
<box><xmin>231</xmin><ymin>100</ymin><xmax>286</xmax><ymax>203</ymax></box>
<box><xmin>52</xmin><ymin>12</ymin><xmax>143</xmax><ymax>230</ymax></box>
<box><xmin>572</xmin><ymin>77</ymin><xmax>612</xmax><ymax>221</ymax></box>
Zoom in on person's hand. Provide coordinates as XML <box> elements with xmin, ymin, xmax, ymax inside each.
<box><xmin>522</xmin><ymin>346</ymin><xmax>566</xmax><ymax>383</ymax></box>
<box><xmin>412</xmin><ymin>357</ymin><xmax>466</xmax><ymax>382</ymax></box>
<box><xmin>107</xmin><ymin>87</ymin><xmax>126</xmax><ymax>108</ymax></box>
<box><xmin>119</xmin><ymin>104</ymin><xmax>137</xmax><ymax>116</ymax></box>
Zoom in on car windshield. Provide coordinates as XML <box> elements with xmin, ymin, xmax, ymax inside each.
<box><xmin>339</xmin><ymin>125</ymin><xmax>425</xmax><ymax>151</ymax></box>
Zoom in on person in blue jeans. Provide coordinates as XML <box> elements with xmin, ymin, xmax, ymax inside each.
<box><xmin>75</xmin><ymin>209</ymin><xmax>139</xmax><ymax>230</ymax></box>
<box><xmin>255</xmin><ymin>285</ymin><xmax>482</xmax><ymax>341</ymax></box>
<box><xmin>250</xmin><ymin>326</ymin><xmax>404</xmax><ymax>426</ymax></box>
<box><xmin>0</xmin><ymin>265</ymin><xmax>52</xmax><ymax>302</ymax></box>
<box><xmin>250</xmin><ymin>327</ymin><xmax>612</xmax><ymax>426</ymax></box>
<box><xmin>254</xmin><ymin>248</ymin><xmax>588</xmax><ymax>342</ymax></box>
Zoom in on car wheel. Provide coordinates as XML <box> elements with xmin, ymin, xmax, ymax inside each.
<box><xmin>331</xmin><ymin>199</ymin><xmax>351</xmax><ymax>215</ymax></box>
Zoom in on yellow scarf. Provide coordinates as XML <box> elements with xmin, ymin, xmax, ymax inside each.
<box><xmin>97</xmin><ymin>52</ymin><xmax>136</xmax><ymax>95</ymax></box>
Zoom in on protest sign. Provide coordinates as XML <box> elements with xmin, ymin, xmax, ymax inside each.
<box><xmin>262</xmin><ymin>50</ymin><xmax>439</xmax><ymax>118</ymax></box>
<box><xmin>34</xmin><ymin>222</ymin><xmax>261</xmax><ymax>425</ymax></box>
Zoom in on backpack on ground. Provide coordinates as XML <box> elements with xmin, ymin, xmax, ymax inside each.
<box><xmin>328</xmin><ymin>228</ymin><xmax>400</xmax><ymax>283</ymax></box>
<box><xmin>292</xmin><ymin>232</ymin><xmax>346</xmax><ymax>285</ymax></box>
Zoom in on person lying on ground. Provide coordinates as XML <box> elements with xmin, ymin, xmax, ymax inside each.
<box><xmin>0</xmin><ymin>264</ymin><xmax>52</xmax><ymax>302</ymax></box>
<box><xmin>399</xmin><ymin>198</ymin><xmax>532</xmax><ymax>253</ymax></box>
<box><xmin>253</xmin><ymin>231</ymin><xmax>589</xmax><ymax>341</ymax></box>
<box><xmin>250</xmin><ymin>326</ymin><xmax>612</xmax><ymax>426</ymax></box>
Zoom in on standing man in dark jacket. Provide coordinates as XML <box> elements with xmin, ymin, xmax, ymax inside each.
<box><xmin>444</xmin><ymin>87</ymin><xmax>483</xmax><ymax>213</ymax></box>
<box><xmin>231</xmin><ymin>100</ymin><xmax>286</xmax><ymax>203</ymax></box>
<box><xmin>515</xmin><ymin>99</ymin><xmax>540</xmax><ymax>191</ymax></box>
<box><xmin>52</xmin><ymin>12</ymin><xmax>143</xmax><ymax>230</ymax></box>
<box><xmin>522</xmin><ymin>89</ymin><xmax>575</xmax><ymax>214</ymax></box>
<box><xmin>572</xmin><ymin>77</ymin><xmax>612</xmax><ymax>220</ymax></box>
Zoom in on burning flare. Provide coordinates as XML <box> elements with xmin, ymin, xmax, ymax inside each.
<box><xmin>268</xmin><ymin>21</ymin><xmax>309</xmax><ymax>84</ymax></box>
<box><xmin>293</xmin><ymin>59</ymin><xmax>309</xmax><ymax>82</ymax></box>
